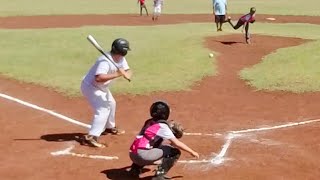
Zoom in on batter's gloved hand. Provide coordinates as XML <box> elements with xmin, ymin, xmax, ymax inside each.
<box><xmin>169</xmin><ymin>120</ymin><xmax>184</xmax><ymax>139</ymax></box>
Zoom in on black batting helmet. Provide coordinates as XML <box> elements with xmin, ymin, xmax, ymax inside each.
<box><xmin>111</xmin><ymin>38</ymin><xmax>131</xmax><ymax>56</ymax></box>
<box><xmin>150</xmin><ymin>101</ymin><xmax>170</xmax><ymax>120</ymax></box>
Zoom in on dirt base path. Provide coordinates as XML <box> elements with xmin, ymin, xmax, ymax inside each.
<box><xmin>0</xmin><ymin>14</ymin><xmax>320</xmax><ymax>180</ymax></box>
<box><xmin>0</xmin><ymin>14</ymin><xmax>320</xmax><ymax>28</ymax></box>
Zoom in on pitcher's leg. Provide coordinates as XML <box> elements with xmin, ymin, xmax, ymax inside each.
<box><xmin>233</xmin><ymin>20</ymin><xmax>244</xmax><ymax>30</ymax></box>
<box><xmin>245</xmin><ymin>23</ymin><xmax>251</xmax><ymax>44</ymax></box>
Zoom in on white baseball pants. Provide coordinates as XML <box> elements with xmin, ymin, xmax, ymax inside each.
<box><xmin>81</xmin><ymin>81</ymin><xmax>116</xmax><ymax>137</ymax></box>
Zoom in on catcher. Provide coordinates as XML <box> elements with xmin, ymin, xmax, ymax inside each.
<box><xmin>128</xmin><ymin>101</ymin><xmax>199</xmax><ymax>180</ymax></box>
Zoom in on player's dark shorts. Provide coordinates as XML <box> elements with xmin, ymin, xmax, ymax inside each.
<box><xmin>215</xmin><ymin>15</ymin><xmax>226</xmax><ymax>23</ymax></box>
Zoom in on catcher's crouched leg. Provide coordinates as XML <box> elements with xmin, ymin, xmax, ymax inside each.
<box><xmin>153</xmin><ymin>147</ymin><xmax>181</xmax><ymax>179</ymax></box>
<box><xmin>128</xmin><ymin>163</ymin><xmax>144</xmax><ymax>178</ymax></box>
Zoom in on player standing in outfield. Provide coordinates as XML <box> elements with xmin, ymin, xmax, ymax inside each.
<box><xmin>212</xmin><ymin>0</ymin><xmax>228</xmax><ymax>31</ymax></box>
<box><xmin>227</xmin><ymin>7</ymin><xmax>256</xmax><ymax>44</ymax></box>
<box><xmin>137</xmin><ymin>0</ymin><xmax>149</xmax><ymax>16</ymax></box>
<box><xmin>128</xmin><ymin>101</ymin><xmax>199</xmax><ymax>180</ymax></box>
<box><xmin>152</xmin><ymin>0</ymin><xmax>164</xmax><ymax>21</ymax></box>
<box><xmin>81</xmin><ymin>38</ymin><xmax>132</xmax><ymax>148</ymax></box>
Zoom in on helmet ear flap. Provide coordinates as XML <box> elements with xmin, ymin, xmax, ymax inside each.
<box><xmin>111</xmin><ymin>38</ymin><xmax>130</xmax><ymax>56</ymax></box>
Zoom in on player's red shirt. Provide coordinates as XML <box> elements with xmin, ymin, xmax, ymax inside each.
<box><xmin>240</xmin><ymin>13</ymin><xmax>255</xmax><ymax>23</ymax></box>
<box><xmin>139</xmin><ymin>0</ymin><xmax>145</xmax><ymax>5</ymax></box>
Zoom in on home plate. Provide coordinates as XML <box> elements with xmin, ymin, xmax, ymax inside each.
<box><xmin>266</xmin><ymin>17</ymin><xmax>276</xmax><ymax>21</ymax></box>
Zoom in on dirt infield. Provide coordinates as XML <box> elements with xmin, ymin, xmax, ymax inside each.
<box><xmin>0</xmin><ymin>14</ymin><xmax>320</xmax><ymax>28</ymax></box>
<box><xmin>0</xmin><ymin>14</ymin><xmax>320</xmax><ymax>180</ymax></box>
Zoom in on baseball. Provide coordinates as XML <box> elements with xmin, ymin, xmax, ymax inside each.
<box><xmin>209</xmin><ymin>53</ymin><xmax>214</xmax><ymax>58</ymax></box>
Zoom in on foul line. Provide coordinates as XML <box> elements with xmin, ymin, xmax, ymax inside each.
<box><xmin>231</xmin><ymin>119</ymin><xmax>320</xmax><ymax>134</ymax></box>
<box><xmin>51</xmin><ymin>145</ymin><xmax>118</xmax><ymax>160</ymax></box>
<box><xmin>180</xmin><ymin>118</ymin><xmax>320</xmax><ymax>165</ymax></box>
<box><xmin>0</xmin><ymin>93</ymin><xmax>90</xmax><ymax>128</ymax></box>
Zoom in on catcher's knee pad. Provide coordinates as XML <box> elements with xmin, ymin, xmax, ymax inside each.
<box><xmin>166</xmin><ymin>147</ymin><xmax>181</xmax><ymax>159</ymax></box>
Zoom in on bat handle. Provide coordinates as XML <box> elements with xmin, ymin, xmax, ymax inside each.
<box><xmin>118</xmin><ymin>68</ymin><xmax>131</xmax><ymax>82</ymax></box>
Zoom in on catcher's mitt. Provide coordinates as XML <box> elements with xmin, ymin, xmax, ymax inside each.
<box><xmin>169</xmin><ymin>120</ymin><xmax>184</xmax><ymax>139</ymax></box>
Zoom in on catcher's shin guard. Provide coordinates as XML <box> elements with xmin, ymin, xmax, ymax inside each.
<box><xmin>154</xmin><ymin>148</ymin><xmax>181</xmax><ymax>178</ymax></box>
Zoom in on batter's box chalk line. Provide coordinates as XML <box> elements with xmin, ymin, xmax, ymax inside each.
<box><xmin>51</xmin><ymin>145</ymin><xmax>119</xmax><ymax>160</ymax></box>
<box><xmin>1</xmin><ymin>93</ymin><xmax>320</xmax><ymax>165</ymax></box>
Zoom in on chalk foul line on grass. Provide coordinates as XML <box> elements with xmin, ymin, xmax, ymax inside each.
<box><xmin>51</xmin><ymin>145</ymin><xmax>119</xmax><ymax>160</ymax></box>
<box><xmin>1</xmin><ymin>93</ymin><xmax>320</xmax><ymax>164</ymax></box>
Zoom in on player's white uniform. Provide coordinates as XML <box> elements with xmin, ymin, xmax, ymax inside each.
<box><xmin>153</xmin><ymin>0</ymin><xmax>163</xmax><ymax>15</ymax></box>
<box><xmin>81</xmin><ymin>53</ymin><xmax>129</xmax><ymax>137</ymax></box>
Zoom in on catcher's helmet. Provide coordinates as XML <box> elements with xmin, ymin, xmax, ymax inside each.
<box><xmin>150</xmin><ymin>101</ymin><xmax>170</xmax><ymax>120</ymax></box>
<box><xmin>111</xmin><ymin>38</ymin><xmax>131</xmax><ymax>56</ymax></box>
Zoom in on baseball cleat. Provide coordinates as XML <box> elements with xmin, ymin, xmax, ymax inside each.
<box><xmin>103</xmin><ymin>127</ymin><xmax>125</xmax><ymax>135</ymax></box>
<box><xmin>83</xmin><ymin>135</ymin><xmax>106</xmax><ymax>148</ymax></box>
<box><xmin>246</xmin><ymin>38</ymin><xmax>251</xmax><ymax>44</ymax></box>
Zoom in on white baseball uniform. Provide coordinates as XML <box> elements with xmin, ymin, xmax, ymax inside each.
<box><xmin>81</xmin><ymin>53</ymin><xmax>129</xmax><ymax>137</ymax></box>
<box><xmin>153</xmin><ymin>0</ymin><xmax>163</xmax><ymax>15</ymax></box>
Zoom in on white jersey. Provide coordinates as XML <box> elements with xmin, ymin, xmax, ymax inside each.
<box><xmin>154</xmin><ymin>0</ymin><xmax>163</xmax><ymax>7</ymax></box>
<box><xmin>82</xmin><ymin>52</ymin><xmax>129</xmax><ymax>91</ymax></box>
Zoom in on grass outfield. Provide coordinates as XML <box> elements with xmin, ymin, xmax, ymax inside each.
<box><xmin>241</xmin><ymin>40</ymin><xmax>320</xmax><ymax>93</ymax></box>
<box><xmin>240</xmin><ymin>23</ymin><xmax>320</xmax><ymax>93</ymax></box>
<box><xmin>1</xmin><ymin>23</ymin><xmax>320</xmax><ymax>95</ymax></box>
<box><xmin>0</xmin><ymin>24</ymin><xmax>217</xmax><ymax>96</ymax></box>
<box><xmin>0</xmin><ymin>0</ymin><xmax>319</xmax><ymax>16</ymax></box>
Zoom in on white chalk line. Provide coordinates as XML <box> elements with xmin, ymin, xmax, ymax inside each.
<box><xmin>51</xmin><ymin>145</ymin><xmax>118</xmax><ymax>160</ymax></box>
<box><xmin>178</xmin><ymin>119</ymin><xmax>320</xmax><ymax>165</ymax></box>
<box><xmin>2</xmin><ymin>92</ymin><xmax>320</xmax><ymax>165</ymax></box>
<box><xmin>231</xmin><ymin>119</ymin><xmax>320</xmax><ymax>134</ymax></box>
<box><xmin>184</xmin><ymin>132</ymin><xmax>219</xmax><ymax>137</ymax></box>
<box><xmin>0</xmin><ymin>93</ymin><xmax>90</xmax><ymax>128</ymax></box>
<box><xmin>209</xmin><ymin>118</ymin><xmax>320</xmax><ymax>166</ymax></box>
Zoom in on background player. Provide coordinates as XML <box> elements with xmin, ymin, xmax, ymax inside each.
<box><xmin>152</xmin><ymin>0</ymin><xmax>164</xmax><ymax>21</ymax></box>
<box><xmin>138</xmin><ymin>0</ymin><xmax>149</xmax><ymax>16</ymax></box>
<box><xmin>227</xmin><ymin>7</ymin><xmax>256</xmax><ymax>44</ymax></box>
<box><xmin>212</xmin><ymin>0</ymin><xmax>228</xmax><ymax>31</ymax></box>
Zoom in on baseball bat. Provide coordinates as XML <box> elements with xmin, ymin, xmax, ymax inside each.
<box><xmin>87</xmin><ymin>35</ymin><xmax>130</xmax><ymax>82</ymax></box>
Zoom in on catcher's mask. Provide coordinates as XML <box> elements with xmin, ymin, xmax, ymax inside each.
<box><xmin>150</xmin><ymin>101</ymin><xmax>170</xmax><ymax>120</ymax></box>
<box><xmin>111</xmin><ymin>38</ymin><xmax>131</xmax><ymax>56</ymax></box>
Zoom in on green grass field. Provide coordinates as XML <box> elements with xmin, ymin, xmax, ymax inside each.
<box><xmin>0</xmin><ymin>24</ymin><xmax>216</xmax><ymax>96</ymax></box>
<box><xmin>0</xmin><ymin>0</ymin><xmax>319</xmax><ymax>16</ymax></box>
<box><xmin>241</xmin><ymin>37</ymin><xmax>320</xmax><ymax>93</ymax></box>
<box><xmin>0</xmin><ymin>0</ymin><xmax>320</xmax><ymax>95</ymax></box>
<box><xmin>240</xmin><ymin>23</ymin><xmax>320</xmax><ymax>93</ymax></box>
